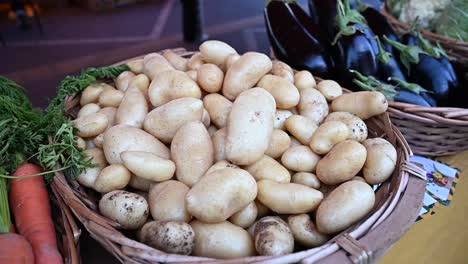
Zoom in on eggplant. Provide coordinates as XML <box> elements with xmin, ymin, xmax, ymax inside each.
<box><xmin>308</xmin><ymin>0</ymin><xmax>338</xmax><ymax>43</ymax></box>
<box><xmin>376</xmin><ymin>37</ymin><xmax>407</xmax><ymax>82</ymax></box>
<box><xmin>393</xmin><ymin>89</ymin><xmax>434</xmax><ymax>107</ymax></box>
<box><xmin>360</xmin><ymin>6</ymin><xmax>399</xmax><ymax>44</ymax></box>
<box><xmin>264</xmin><ymin>1</ymin><xmax>333</xmax><ymax>78</ymax></box>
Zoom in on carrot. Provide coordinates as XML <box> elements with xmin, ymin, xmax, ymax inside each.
<box><xmin>0</xmin><ymin>233</ymin><xmax>34</xmax><ymax>264</ymax></box>
<box><xmin>10</xmin><ymin>164</ymin><xmax>63</xmax><ymax>264</ymax></box>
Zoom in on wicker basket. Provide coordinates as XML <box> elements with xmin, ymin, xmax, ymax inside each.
<box><xmin>51</xmin><ymin>49</ymin><xmax>427</xmax><ymax>263</ymax></box>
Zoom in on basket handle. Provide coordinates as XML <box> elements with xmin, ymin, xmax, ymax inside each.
<box><xmin>400</xmin><ymin>161</ymin><xmax>427</xmax><ymax>181</ymax></box>
<box><xmin>335</xmin><ymin>233</ymin><xmax>372</xmax><ymax>264</ymax></box>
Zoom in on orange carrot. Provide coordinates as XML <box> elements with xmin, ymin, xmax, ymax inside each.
<box><xmin>0</xmin><ymin>233</ymin><xmax>34</xmax><ymax>264</ymax></box>
<box><xmin>10</xmin><ymin>164</ymin><xmax>63</xmax><ymax>264</ymax></box>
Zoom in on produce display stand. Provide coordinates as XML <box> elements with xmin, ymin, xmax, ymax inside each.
<box><xmin>50</xmin><ymin>49</ymin><xmax>427</xmax><ymax>264</ymax></box>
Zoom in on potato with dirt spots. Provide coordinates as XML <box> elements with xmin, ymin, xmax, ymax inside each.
<box><xmin>148</xmin><ymin>180</ymin><xmax>191</xmax><ymax>222</ymax></box>
<box><xmin>141</xmin><ymin>221</ymin><xmax>195</xmax><ymax>255</ymax></box>
<box><xmin>363</xmin><ymin>138</ymin><xmax>397</xmax><ymax>184</ymax></box>
<box><xmin>205</xmin><ymin>160</ymin><xmax>239</xmax><ymax>175</ymax></box>
<box><xmin>324</xmin><ymin>112</ymin><xmax>368</xmax><ymax>142</ymax></box>
<box><xmin>99</xmin><ymin>190</ymin><xmax>149</xmax><ymax>229</ymax></box>
<box><xmin>253</xmin><ymin>216</ymin><xmax>294</xmax><ymax>256</ymax></box>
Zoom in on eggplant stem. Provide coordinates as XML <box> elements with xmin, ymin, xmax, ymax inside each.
<box><xmin>332</xmin><ymin>0</ymin><xmax>367</xmax><ymax>45</ymax></box>
<box><xmin>389</xmin><ymin>77</ymin><xmax>429</xmax><ymax>94</ymax></box>
<box><xmin>376</xmin><ymin>36</ymin><xmax>392</xmax><ymax>64</ymax></box>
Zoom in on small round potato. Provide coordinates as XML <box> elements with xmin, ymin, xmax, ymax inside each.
<box><xmin>128</xmin><ymin>74</ymin><xmax>150</xmax><ymax>94</ymax></box>
<box><xmin>94</xmin><ymin>164</ymin><xmax>131</xmax><ymax>193</ymax></box>
<box><xmin>203</xmin><ymin>93</ymin><xmax>232</xmax><ymax>128</ymax></box>
<box><xmin>253</xmin><ymin>216</ymin><xmax>294</xmax><ymax>256</ymax></box>
<box><xmin>212</xmin><ymin>128</ymin><xmax>227</xmax><ymax>161</ymax></box>
<box><xmin>80</xmin><ymin>83</ymin><xmax>113</xmax><ymax>106</ymax></box>
<box><xmin>148</xmin><ymin>180</ymin><xmax>191</xmax><ymax>222</ymax></box>
<box><xmin>93</xmin><ymin>133</ymin><xmax>104</xmax><ymax>148</ymax></box>
<box><xmin>163</xmin><ymin>50</ymin><xmax>188</xmax><ymax>71</ymax></box>
<box><xmin>186</xmin><ymin>70</ymin><xmax>198</xmax><ymax>81</ymax></box>
<box><xmin>77</xmin><ymin>103</ymin><xmax>101</xmax><ymax>118</ymax></box>
<box><xmin>292</xmin><ymin>172</ymin><xmax>321</xmax><ymax>189</ymax></box>
<box><xmin>271</xmin><ymin>60</ymin><xmax>294</xmax><ymax>83</ymax></box>
<box><xmin>363</xmin><ymin>138</ymin><xmax>397</xmax><ymax>184</ymax></box>
<box><xmin>274</xmin><ymin>110</ymin><xmax>293</xmax><ymax>130</ymax></box>
<box><xmin>257</xmin><ymin>74</ymin><xmax>300</xmax><ymax>109</ymax></box>
<box><xmin>257</xmin><ymin>180</ymin><xmax>323</xmax><ymax>214</ymax></box>
<box><xmin>281</xmin><ymin>146</ymin><xmax>321</xmax><ymax>172</ymax></box>
<box><xmin>72</xmin><ymin>113</ymin><xmax>108</xmax><ymax>138</ymax></box>
<box><xmin>294</xmin><ymin>70</ymin><xmax>316</xmax><ymax>90</ymax></box>
<box><xmin>224</xmin><ymin>53</ymin><xmax>241</xmax><ymax>70</ymax></box>
<box><xmin>288</xmin><ymin>214</ymin><xmax>329</xmax><ymax>247</ymax></box>
<box><xmin>187</xmin><ymin>52</ymin><xmax>204</xmax><ymax>71</ymax></box>
<box><xmin>205</xmin><ymin>160</ymin><xmax>239</xmax><ymax>175</ymax></box>
<box><xmin>316</xmin><ymin>140</ymin><xmax>367</xmax><ymax>185</ymax></box>
<box><xmin>121</xmin><ymin>151</ymin><xmax>175</xmax><ymax>182</ymax></box>
<box><xmin>186</xmin><ymin>167</ymin><xmax>257</xmax><ymax>223</ymax></box>
<box><xmin>127</xmin><ymin>58</ymin><xmax>144</xmax><ymax>74</ymax></box>
<box><xmin>98</xmin><ymin>89</ymin><xmax>124</xmax><ymax>107</ymax></box>
<box><xmin>298</xmin><ymin>88</ymin><xmax>328</xmax><ymax>124</ymax></box>
<box><xmin>141</xmin><ymin>221</ymin><xmax>195</xmax><ymax>255</ymax></box>
<box><xmin>316</xmin><ymin>180</ymin><xmax>375</xmax><ymax>234</ymax></box>
<box><xmin>316</xmin><ymin>80</ymin><xmax>342</xmax><ymax>101</ymax></box>
<box><xmin>197</xmin><ymin>63</ymin><xmax>224</xmax><ymax>93</ymax></box>
<box><xmin>116</xmin><ymin>87</ymin><xmax>148</xmax><ymax>128</ymax></box>
<box><xmin>128</xmin><ymin>175</ymin><xmax>154</xmax><ymax>192</ymax></box>
<box><xmin>191</xmin><ymin>220</ymin><xmax>255</xmax><ymax>259</ymax></box>
<box><xmin>324</xmin><ymin>112</ymin><xmax>368</xmax><ymax>142</ymax></box>
<box><xmin>309</xmin><ymin>121</ymin><xmax>349</xmax><ymax>155</ymax></box>
<box><xmin>285</xmin><ymin>115</ymin><xmax>318</xmax><ymax>145</ymax></box>
<box><xmin>143</xmin><ymin>53</ymin><xmax>174</xmax><ymax>80</ymax></box>
<box><xmin>229</xmin><ymin>202</ymin><xmax>258</xmax><ymax>228</ymax></box>
<box><xmin>115</xmin><ymin>71</ymin><xmax>136</xmax><ymax>92</ymax></box>
<box><xmin>200</xmin><ymin>40</ymin><xmax>238</xmax><ymax>66</ymax></box>
<box><xmin>77</xmin><ymin>148</ymin><xmax>107</xmax><ymax>188</ymax></box>
<box><xmin>98</xmin><ymin>107</ymin><xmax>117</xmax><ymax>128</ymax></box>
<box><xmin>331</xmin><ymin>91</ymin><xmax>388</xmax><ymax>120</ymax></box>
<box><xmin>245</xmin><ymin>155</ymin><xmax>290</xmax><ymax>183</ymax></box>
<box><xmin>265</xmin><ymin>129</ymin><xmax>291</xmax><ymax>159</ymax></box>
<box><xmin>148</xmin><ymin>70</ymin><xmax>201</xmax><ymax>107</ymax></box>
<box><xmin>99</xmin><ymin>190</ymin><xmax>148</xmax><ymax>229</ymax></box>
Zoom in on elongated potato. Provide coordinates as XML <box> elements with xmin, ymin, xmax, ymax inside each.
<box><xmin>143</xmin><ymin>53</ymin><xmax>174</xmax><ymax>80</ymax></box>
<box><xmin>245</xmin><ymin>155</ymin><xmax>290</xmax><ymax>183</ymax></box>
<box><xmin>127</xmin><ymin>58</ymin><xmax>144</xmax><ymax>74</ymax></box>
<box><xmin>226</xmin><ymin>88</ymin><xmax>276</xmax><ymax>165</ymax></box>
<box><xmin>363</xmin><ymin>138</ymin><xmax>397</xmax><ymax>184</ymax></box>
<box><xmin>103</xmin><ymin>125</ymin><xmax>170</xmax><ymax>164</ymax></box>
<box><xmin>224</xmin><ymin>53</ymin><xmax>240</xmax><ymax>71</ymax></box>
<box><xmin>265</xmin><ymin>129</ymin><xmax>291</xmax><ymax>159</ymax></box>
<box><xmin>121</xmin><ymin>151</ymin><xmax>175</xmax><ymax>182</ymax></box>
<box><xmin>203</xmin><ymin>93</ymin><xmax>232</xmax><ymax>128</ymax></box>
<box><xmin>229</xmin><ymin>202</ymin><xmax>258</xmax><ymax>228</ymax></box>
<box><xmin>197</xmin><ymin>63</ymin><xmax>224</xmax><ymax>93</ymax></box>
<box><xmin>186</xmin><ymin>167</ymin><xmax>257</xmax><ymax>223</ymax></box>
<box><xmin>253</xmin><ymin>216</ymin><xmax>294</xmax><ymax>256</ymax></box>
<box><xmin>281</xmin><ymin>146</ymin><xmax>321</xmax><ymax>172</ymax></box>
<box><xmin>324</xmin><ymin>112</ymin><xmax>368</xmax><ymax>142</ymax></box>
<box><xmin>205</xmin><ymin>160</ymin><xmax>239</xmax><ymax>175</ymax></box>
<box><xmin>316</xmin><ymin>140</ymin><xmax>367</xmax><ymax>185</ymax></box>
<box><xmin>258</xmin><ymin>74</ymin><xmax>300</xmax><ymax>109</ymax></box>
<box><xmin>116</xmin><ymin>87</ymin><xmax>148</xmax><ymax>128</ymax></box>
<box><xmin>171</xmin><ymin>121</ymin><xmax>214</xmax><ymax>187</ymax></box>
<box><xmin>298</xmin><ymin>88</ymin><xmax>328</xmax><ymax>124</ymax></box>
<box><xmin>78</xmin><ymin>148</ymin><xmax>107</xmax><ymax>188</ymax></box>
<box><xmin>128</xmin><ymin>74</ymin><xmax>150</xmax><ymax>94</ymax></box>
<box><xmin>288</xmin><ymin>214</ymin><xmax>329</xmax><ymax>247</ymax></box>
<box><xmin>141</xmin><ymin>221</ymin><xmax>195</xmax><ymax>255</ymax></box>
<box><xmin>77</xmin><ymin>103</ymin><xmax>101</xmax><ymax>118</ymax></box>
<box><xmin>148</xmin><ymin>70</ymin><xmax>201</xmax><ymax>107</ymax></box>
<box><xmin>316</xmin><ymin>80</ymin><xmax>342</xmax><ymax>101</ymax></box>
<box><xmin>191</xmin><ymin>220</ymin><xmax>255</xmax><ymax>259</ymax></box>
<box><xmin>200</xmin><ymin>40</ymin><xmax>238</xmax><ymax>66</ymax></box>
<box><xmin>331</xmin><ymin>91</ymin><xmax>388</xmax><ymax>119</ymax></box>
<box><xmin>257</xmin><ymin>180</ymin><xmax>323</xmax><ymax>214</ymax></box>
<box><xmin>98</xmin><ymin>107</ymin><xmax>117</xmax><ymax>128</ymax></box>
<box><xmin>94</xmin><ymin>164</ymin><xmax>131</xmax><ymax>193</ymax></box>
<box><xmin>291</xmin><ymin>172</ymin><xmax>321</xmax><ymax>189</ymax></box>
<box><xmin>187</xmin><ymin>52</ymin><xmax>204</xmax><ymax>71</ymax></box>
<box><xmin>274</xmin><ymin>110</ymin><xmax>293</xmax><ymax>130</ymax></box>
<box><xmin>285</xmin><ymin>115</ymin><xmax>318</xmax><ymax>145</ymax></box>
<box><xmin>309</xmin><ymin>121</ymin><xmax>348</xmax><ymax>154</ymax></box>
<box><xmin>212</xmin><ymin>128</ymin><xmax>227</xmax><ymax>161</ymax></box>
<box><xmin>222</xmin><ymin>52</ymin><xmax>272</xmax><ymax>100</ymax></box>
<box><xmin>80</xmin><ymin>83</ymin><xmax>109</xmax><ymax>105</ymax></box>
<box><xmin>294</xmin><ymin>70</ymin><xmax>316</xmax><ymax>90</ymax></box>
<box><xmin>316</xmin><ymin>181</ymin><xmax>375</xmax><ymax>234</ymax></box>
<box><xmin>129</xmin><ymin>175</ymin><xmax>154</xmax><ymax>192</ymax></box>
<box><xmin>73</xmin><ymin>113</ymin><xmax>108</xmax><ymax>138</ymax></box>
<box><xmin>98</xmin><ymin>89</ymin><xmax>124</xmax><ymax>107</ymax></box>
<box><xmin>148</xmin><ymin>180</ymin><xmax>191</xmax><ymax>222</ymax></box>
<box><xmin>271</xmin><ymin>60</ymin><xmax>294</xmax><ymax>83</ymax></box>
<box><xmin>144</xmin><ymin>98</ymin><xmax>204</xmax><ymax>143</ymax></box>
<box><xmin>99</xmin><ymin>190</ymin><xmax>148</xmax><ymax>229</ymax></box>
<box><xmin>115</xmin><ymin>71</ymin><xmax>136</xmax><ymax>91</ymax></box>
<box><xmin>163</xmin><ymin>50</ymin><xmax>188</xmax><ymax>71</ymax></box>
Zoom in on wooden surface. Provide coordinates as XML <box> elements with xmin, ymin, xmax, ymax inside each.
<box><xmin>380</xmin><ymin>150</ymin><xmax>468</xmax><ymax>264</ymax></box>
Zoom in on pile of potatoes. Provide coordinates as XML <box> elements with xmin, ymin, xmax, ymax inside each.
<box><xmin>73</xmin><ymin>40</ymin><xmax>397</xmax><ymax>259</ymax></box>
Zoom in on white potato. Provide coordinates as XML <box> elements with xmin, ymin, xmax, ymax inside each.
<box><xmin>121</xmin><ymin>151</ymin><xmax>175</xmax><ymax>182</ymax></box>
<box><xmin>212</xmin><ymin>128</ymin><xmax>227</xmax><ymax>161</ymax></box>
<box><xmin>257</xmin><ymin>74</ymin><xmax>300</xmax><ymax>109</ymax></box>
<box><xmin>298</xmin><ymin>88</ymin><xmax>328</xmax><ymax>124</ymax></box>
<box><xmin>78</xmin><ymin>148</ymin><xmax>107</xmax><ymax>188</ymax></box>
<box><xmin>309</xmin><ymin>121</ymin><xmax>349</xmax><ymax>155</ymax></box>
<box><xmin>285</xmin><ymin>115</ymin><xmax>318</xmax><ymax>145</ymax></box>
<box><xmin>224</xmin><ymin>53</ymin><xmax>240</xmax><ymax>71</ymax></box>
<box><xmin>200</xmin><ymin>40</ymin><xmax>238</xmax><ymax>66</ymax></box>
<box><xmin>331</xmin><ymin>91</ymin><xmax>388</xmax><ymax>119</ymax></box>
<box><xmin>148</xmin><ymin>70</ymin><xmax>201</xmax><ymax>107</ymax></box>
<box><xmin>255</xmin><ymin>199</ymin><xmax>270</xmax><ymax>218</ymax></box>
<box><xmin>316</xmin><ymin>80</ymin><xmax>342</xmax><ymax>101</ymax></box>
<box><xmin>274</xmin><ymin>110</ymin><xmax>293</xmax><ymax>130</ymax></box>
<box><xmin>294</xmin><ymin>70</ymin><xmax>316</xmax><ymax>90</ymax></box>
<box><xmin>205</xmin><ymin>160</ymin><xmax>239</xmax><ymax>175</ymax></box>
<box><xmin>265</xmin><ymin>129</ymin><xmax>291</xmax><ymax>159</ymax></box>
<box><xmin>363</xmin><ymin>138</ymin><xmax>397</xmax><ymax>184</ymax></box>
<box><xmin>186</xmin><ymin>70</ymin><xmax>198</xmax><ymax>81</ymax></box>
<box><xmin>76</xmin><ymin>136</ymin><xmax>86</xmax><ymax>150</ymax></box>
<box><xmin>187</xmin><ymin>52</ymin><xmax>204</xmax><ymax>71</ymax></box>
<box><xmin>292</xmin><ymin>172</ymin><xmax>321</xmax><ymax>189</ymax></box>
<box><xmin>93</xmin><ymin>133</ymin><xmax>104</xmax><ymax>148</ymax></box>
<box><xmin>116</xmin><ymin>87</ymin><xmax>148</xmax><ymax>128</ymax></box>
<box><xmin>73</xmin><ymin>113</ymin><xmax>108</xmax><ymax>138</ymax></box>
<box><xmin>98</xmin><ymin>89</ymin><xmax>124</xmax><ymax>107</ymax></box>
<box><xmin>229</xmin><ymin>202</ymin><xmax>258</xmax><ymax>228</ymax></box>
<box><xmin>288</xmin><ymin>214</ymin><xmax>329</xmax><ymax>247</ymax></box>
<box><xmin>77</xmin><ymin>103</ymin><xmax>101</xmax><ymax>118</ymax></box>
<box><xmin>99</xmin><ymin>190</ymin><xmax>148</xmax><ymax>229</ymax></box>
<box><xmin>128</xmin><ymin>175</ymin><xmax>154</xmax><ymax>192</ymax></box>
<box><xmin>98</xmin><ymin>107</ymin><xmax>117</xmax><ymax>128</ymax></box>
<box><xmin>245</xmin><ymin>155</ymin><xmax>290</xmax><ymax>183</ymax></box>
<box><xmin>324</xmin><ymin>112</ymin><xmax>368</xmax><ymax>142</ymax></box>
<box><xmin>203</xmin><ymin>93</ymin><xmax>232</xmax><ymax>128</ymax></box>
<box><xmin>207</xmin><ymin>125</ymin><xmax>217</xmax><ymax>137</ymax></box>
<box><xmin>115</xmin><ymin>71</ymin><xmax>136</xmax><ymax>92</ymax></box>
<box><xmin>128</xmin><ymin>74</ymin><xmax>150</xmax><ymax>95</ymax></box>
<box><xmin>94</xmin><ymin>164</ymin><xmax>131</xmax><ymax>193</ymax></box>
<box><xmin>163</xmin><ymin>50</ymin><xmax>188</xmax><ymax>71</ymax></box>
<box><xmin>271</xmin><ymin>60</ymin><xmax>294</xmax><ymax>83</ymax></box>
<box><xmin>143</xmin><ymin>53</ymin><xmax>174</xmax><ymax>80</ymax></box>
<box><xmin>148</xmin><ymin>180</ymin><xmax>191</xmax><ymax>222</ymax></box>
<box><xmin>281</xmin><ymin>145</ymin><xmax>321</xmax><ymax>172</ymax></box>
<box><xmin>201</xmin><ymin>109</ymin><xmax>210</xmax><ymax>127</ymax></box>
<box><xmin>80</xmin><ymin>83</ymin><xmax>107</xmax><ymax>105</ymax></box>
<box><xmin>127</xmin><ymin>58</ymin><xmax>144</xmax><ymax>74</ymax></box>
<box><xmin>197</xmin><ymin>63</ymin><xmax>224</xmax><ymax>93</ymax></box>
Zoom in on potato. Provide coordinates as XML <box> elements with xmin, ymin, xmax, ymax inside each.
<box><xmin>316</xmin><ymin>80</ymin><xmax>342</xmax><ymax>101</ymax></box>
<box><xmin>186</xmin><ymin>167</ymin><xmax>257</xmax><ymax>223</ymax></box>
<box><xmin>80</xmin><ymin>83</ymin><xmax>107</xmax><ymax>106</ymax></box>
<box><xmin>265</xmin><ymin>129</ymin><xmax>291</xmax><ymax>159</ymax></box>
<box><xmin>201</xmin><ymin>109</ymin><xmax>210</xmax><ymax>127</ymax></box>
<box><xmin>203</xmin><ymin>93</ymin><xmax>232</xmax><ymax>128</ymax></box>
<box><xmin>115</xmin><ymin>71</ymin><xmax>136</xmax><ymax>91</ymax></box>
<box><xmin>363</xmin><ymin>138</ymin><xmax>397</xmax><ymax>184</ymax></box>
<box><xmin>98</xmin><ymin>107</ymin><xmax>117</xmax><ymax>128</ymax></box>
<box><xmin>245</xmin><ymin>155</ymin><xmax>290</xmax><ymax>183</ymax></box>
<box><xmin>98</xmin><ymin>89</ymin><xmax>124</xmax><ymax>107</ymax></box>
<box><xmin>163</xmin><ymin>50</ymin><xmax>188</xmax><ymax>71</ymax></box>
<box><xmin>77</xmin><ymin>103</ymin><xmax>100</xmax><ymax>118</ymax></box>
<box><xmin>94</xmin><ymin>164</ymin><xmax>131</xmax><ymax>193</ymax></box>
<box><xmin>197</xmin><ymin>63</ymin><xmax>224</xmax><ymax>93</ymax></box>
<box><xmin>143</xmin><ymin>98</ymin><xmax>204</xmax><ymax>143</ymax></box>
<box><xmin>352</xmin><ymin>176</ymin><xmax>366</xmax><ymax>182</ymax></box>
<box><xmin>253</xmin><ymin>216</ymin><xmax>294</xmax><ymax>256</ymax></box>
<box><xmin>186</xmin><ymin>70</ymin><xmax>198</xmax><ymax>81</ymax></box>
<box><xmin>191</xmin><ymin>220</ymin><xmax>255</xmax><ymax>258</ymax></box>
<box><xmin>148</xmin><ymin>180</ymin><xmax>191</xmax><ymax>222</ymax></box>
<box><xmin>99</xmin><ymin>190</ymin><xmax>148</xmax><ymax>229</ymax></box>
<box><xmin>187</xmin><ymin>52</ymin><xmax>204</xmax><ymax>71</ymax></box>
<box><xmin>205</xmin><ymin>160</ymin><xmax>239</xmax><ymax>175</ymax></box>
<box><xmin>77</xmin><ymin>148</ymin><xmax>107</xmax><ymax>188</ymax></box>
<box><xmin>281</xmin><ymin>145</ymin><xmax>321</xmax><ymax>172</ymax></box>
<box><xmin>207</xmin><ymin>125</ymin><xmax>217</xmax><ymax>137</ymax></box>
<box><xmin>222</xmin><ymin>52</ymin><xmax>272</xmax><ymax>100</ymax></box>
<box><xmin>285</xmin><ymin>115</ymin><xmax>318</xmax><ymax>145</ymax></box>
<box><xmin>298</xmin><ymin>88</ymin><xmax>328</xmax><ymax>124</ymax></box>
<box><xmin>76</xmin><ymin>136</ymin><xmax>86</xmax><ymax>150</ymax></box>
<box><xmin>331</xmin><ymin>91</ymin><xmax>388</xmax><ymax>119</ymax></box>
<box><xmin>128</xmin><ymin>74</ymin><xmax>150</xmax><ymax>94</ymax></box>
<box><xmin>257</xmin><ymin>74</ymin><xmax>300</xmax><ymax>109</ymax></box>
<box><xmin>224</xmin><ymin>53</ymin><xmax>240</xmax><ymax>70</ymax></box>
<box><xmin>128</xmin><ymin>175</ymin><xmax>154</xmax><ymax>192</ymax></box>
<box><xmin>93</xmin><ymin>133</ymin><xmax>104</xmax><ymax>148</ymax></box>
<box><xmin>225</xmin><ymin>88</ymin><xmax>276</xmax><ymax>165</ymax></box>
<box><xmin>148</xmin><ymin>70</ymin><xmax>201</xmax><ymax>107</ymax></box>
<box><xmin>229</xmin><ymin>202</ymin><xmax>258</xmax><ymax>228</ymax></box>
<box><xmin>271</xmin><ymin>60</ymin><xmax>294</xmax><ymax>83</ymax></box>
<box><xmin>324</xmin><ymin>112</ymin><xmax>368</xmax><ymax>142</ymax></box>
<box><xmin>274</xmin><ymin>110</ymin><xmax>293</xmax><ymax>130</ymax></box>
<box><xmin>200</xmin><ymin>40</ymin><xmax>238</xmax><ymax>66</ymax></box>
<box><xmin>316</xmin><ymin>180</ymin><xmax>375</xmax><ymax>234</ymax></box>
<box><xmin>73</xmin><ymin>113</ymin><xmax>108</xmax><ymax>138</ymax></box>
<box><xmin>143</xmin><ymin>53</ymin><xmax>174</xmax><ymax>80</ymax></box>
<box><xmin>289</xmin><ymin>137</ymin><xmax>302</xmax><ymax>147</ymax></box>
<box><xmin>257</xmin><ymin>180</ymin><xmax>323</xmax><ymax>214</ymax></box>
<box><xmin>316</xmin><ymin>140</ymin><xmax>367</xmax><ymax>185</ymax></box>
<box><xmin>127</xmin><ymin>58</ymin><xmax>144</xmax><ymax>74</ymax></box>
<box><xmin>116</xmin><ymin>87</ymin><xmax>148</xmax><ymax>128</ymax></box>
<box><xmin>212</xmin><ymin>128</ymin><xmax>227</xmax><ymax>161</ymax></box>
<box><xmin>141</xmin><ymin>221</ymin><xmax>194</xmax><ymax>255</ymax></box>
<box><xmin>121</xmin><ymin>151</ymin><xmax>175</xmax><ymax>182</ymax></box>
<box><xmin>291</xmin><ymin>172</ymin><xmax>321</xmax><ymax>189</ymax></box>
<box><xmin>255</xmin><ymin>200</ymin><xmax>270</xmax><ymax>218</ymax></box>
<box><xmin>171</xmin><ymin>121</ymin><xmax>214</xmax><ymax>187</ymax></box>
<box><xmin>294</xmin><ymin>70</ymin><xmax>316</xmax><ymax>90</ymax></box>
<box><xmin>309</xmin><ymin>121</ymin><xmax>348</xmax><ymax>155</ymax></box>
<box><xmin>103</xmin><ymin>125</ymin><xmax>170</xmax><ymax>164</ymax></box>
<box><xmin>288</xmin><ymin>214</ymin><xmax>329</xmax><ymax>247</ymax></box>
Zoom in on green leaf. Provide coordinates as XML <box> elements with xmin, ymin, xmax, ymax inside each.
<box><xmin>383</xmin><ymin>35</ymin><xmax>428</xmax><ymax>74</ymax></box>
<box><xmin>332</xmin><ymin>0</ymin><xmax>368</xmax><ymax>45</ymax></box>
<box><xmin>376</xmin><ymin>36</ymin><xmax>393</xmax><ymax>64</ymax></box>
<box><xmin>389</xmin><ymin>77</ymin><xmax>428</xmax><ymax>94</ymax></box>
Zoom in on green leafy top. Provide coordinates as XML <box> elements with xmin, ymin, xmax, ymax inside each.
<box><xmin>416</xmin><ymin>32</ymin><xmax>448</xmax><ymax>59</ymax></box>
<box><xmin>383</xmin><ymin>35</ymin><xmax>428</xmax><ymax>74</ymax></box>
<box><xmin>376</xmin><ymin>36</ymin><xmax>393</xmax><ymax>65</ymax></box>
<box><xmin>332</xmin><ymin>0</ymin><xmax>368</xmax><ymax>45</ymax></box>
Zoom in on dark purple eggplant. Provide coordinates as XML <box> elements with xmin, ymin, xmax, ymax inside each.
<box><xmin>265</xmin><ymin>1</ymin><xmax>333</xmax><ymax>78</ymax></box>
<box><xmin>376</xmin><ymin>37</ymin><xmax>407</xmax><ymax>82</ymax></box>
<box><xmin>360</xmin><ymin>6</ymin><xmax>399</xmax><ymax>45</ymax></box>
<box><xmin>308</xmin><ymin>0</ymin><xmax>338</xmax><ymax>43</ymax></box>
